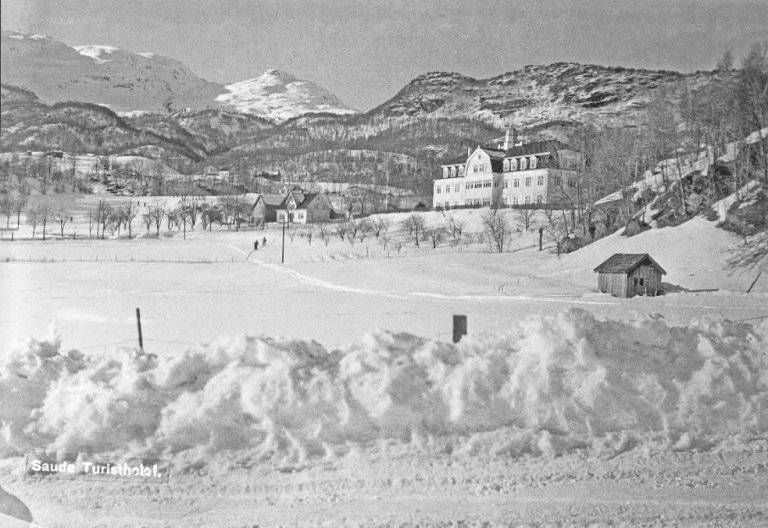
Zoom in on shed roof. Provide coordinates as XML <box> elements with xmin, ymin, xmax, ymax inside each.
<box><xmin>593</xmin><ymin>253</ymin><xmax>666</xmax><ymax>275</ymax></box>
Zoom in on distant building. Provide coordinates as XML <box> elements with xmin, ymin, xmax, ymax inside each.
<box><xmin>263</xmin><ymin>190</ymin><xmax>336</xmax><ymax>224</ymax></box>
<box><xmin>244</xmin><ymin>193</ymin><xmax>266</xmax><ymax>228</ymax></box>
<box><xmin>433</xmin><ymin>129</ymin><xmax>583</xmax><ymax>209</ymax></box>
<box><xmin>594</xmin><ymin>253</ymin><xmax>666</xmax><ymax>297</ymax></box>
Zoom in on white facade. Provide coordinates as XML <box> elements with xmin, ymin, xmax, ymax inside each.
<box><xmin>433</xmin><ymin>144</ymin><xmax>582</xmax><ymax>209</ymax></box>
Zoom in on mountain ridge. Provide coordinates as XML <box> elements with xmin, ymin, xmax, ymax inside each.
<box><xmin>1</xmin><ymin>31</ymin><xmax>360</xmax><ymax>123</ymax></box>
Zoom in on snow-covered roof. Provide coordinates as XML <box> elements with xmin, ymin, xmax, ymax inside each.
<box><xmin>594</xmin><ymin>253</ymin><xmax>666</xmax><ymax>275</ymax></box>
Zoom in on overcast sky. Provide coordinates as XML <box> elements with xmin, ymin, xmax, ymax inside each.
<box><xmin>2</xmin><ymin>0</ymin><xmax>767</xmax><ymax>111</ymax></box>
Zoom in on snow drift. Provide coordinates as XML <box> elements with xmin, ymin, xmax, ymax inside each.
<box><xmin>2</xmin><ymin>309</ymin><xmax>766</xmax><ymax>463</ymax></box>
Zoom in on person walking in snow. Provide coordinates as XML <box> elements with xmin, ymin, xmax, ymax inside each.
<box><xmin>262</xmin><ymin>237</ymin><xmax>267</xmax><ymax>248</ymax></box>
<box><xmin>254</xmin><ymin>240</ymin><xmax>259</xmax><ymax>251</ymax></box>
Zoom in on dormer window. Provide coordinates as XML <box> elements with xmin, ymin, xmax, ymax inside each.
<box><xmin>510</xmin><ymin>158</ymin><xmax>518</xmax><ymax>171</ymax></box>
<box><xmin>520</xmin><ymin>157</ymin><xmax>528</xmax><ymax>170</ymax></box>
<box><xmin>451</xmin><ymin>166</ymin><xmax>457</xmax><ymax>177</ymax></box>
<box><xmin>503</xmin><ymin>159</ymin><xmax>510</xmax><ymax>172</ymax></box>
<box><xmin>529</xmin><ymin>156</ymin><xmax>537</xmax><ymax>169</ymax></box>
<box><xmin>443</xmin><ymin>167</ymin><xmax>450</xmax><ymax>178</ymax></box>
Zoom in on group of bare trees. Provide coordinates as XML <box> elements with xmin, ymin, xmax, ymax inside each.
<box><xmin>550</xmin><ymin>44</ymin><xmax>768</xmax><ymax>243</ymax></box>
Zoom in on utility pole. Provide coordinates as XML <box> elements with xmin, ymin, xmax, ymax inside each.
<box><xmin>281</xmin><ymin>211</ymin><xmax>286</xmax><ymax>264</ymax></box>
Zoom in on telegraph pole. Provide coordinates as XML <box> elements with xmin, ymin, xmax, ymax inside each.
<box><xmin>281</xmin><ymin>211</ymin><xmax>286</xmax><ymax>264</ymax></box>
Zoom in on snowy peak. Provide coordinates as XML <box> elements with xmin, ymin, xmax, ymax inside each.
<box><xmin>216</xmin><ymin>69</ymin><xmax>358</xmax><ymax>123</ymax></box>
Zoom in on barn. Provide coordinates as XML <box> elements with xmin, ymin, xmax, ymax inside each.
<box><xmin>594</xmin><ymin>253</ymin><xmax>666</xmax><ymax>298</ymax></box>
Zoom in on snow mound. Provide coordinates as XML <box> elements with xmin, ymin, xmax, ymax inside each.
<box><xmin>2</xmin><ymin>310</ymin><xmax>766</xmax><ymax>463</ymax></box>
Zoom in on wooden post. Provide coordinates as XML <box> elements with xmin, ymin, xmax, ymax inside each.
<box><xmin>281</xmin><ymin>213</ymin><xmax>286</xmax><ymax>264</ymax></box>
<box><xmin>453</xmin><ymin>315</ymin><xmax>467</xmax><ymax>343</ymax></box>
<box><xmin>538</xmin><ymin>227</ymin><xmax>543</xmax><ymax>251</ymax></box>
<box><xmin>136</xmin><ymin>308</ymin><xmax>144</xmax><ymax>350</ymax></box>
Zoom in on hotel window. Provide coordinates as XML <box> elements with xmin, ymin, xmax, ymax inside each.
<box><xmin>513</xmin><ymin>179</ymin><xmax>519</xmax><ymax>188</ymax></box>
<box><xmin>525</xmin><ymin>177</ymin><xmax>531</xmax><ymax>187</ymax></box>
<box><xmin>511</xmin><ymin>158</ymin><xmax>518</xmax><ymax>171</ymax></box>
<box><xmin>530</xmin><ymin>156</ymin><xmax>538</xmax><ymax>169</ymax></box>
<box><xmin>554</xmin><ymin>175</ymin><xmax>562</xmax><ymax>186</ymax></box>
<box><xmin>524</xmin><ymin>196</ymin><xmax>531</xmax><ymax>204</ymax></box>
<box><xmin>512</xmin><ymin>196</ymin><xmax>519</xmax><ymax>205</ymax></box>
<box><xmin>436</xmin><ymin>187</ymin><xmax>441</xmax><ymax>194</ymax></box>
<box><xmin>482</xmin><ymin>198</ymin><xmax>491</xmax><ymax>205</ymax></box>
<box><xmin>537</xmin><ymin>175</ymin><xmax>544</xmax><ymax>186</ymax></box>
<box><xmin>536</xmin><ymin>195</ymin><xmax>543</xmax><ymax>204</ymax></box>
<box><xmin>503</xmin><ymin>181</ymin><xmax>508</xmax><ymax>189</ymax></box>
<box><xmin>520</xmin><ymin>157</ymin><xmax>528</xmax><ymax>170</ymax></box>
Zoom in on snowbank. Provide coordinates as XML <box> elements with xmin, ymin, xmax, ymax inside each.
<box><xmin>2</xmin><ymin>310</ymin><xmax>766</xmax><ymax>463</ymax></box>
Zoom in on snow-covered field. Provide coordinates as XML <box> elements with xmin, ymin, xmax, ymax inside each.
<box><xmin>1</xmin><ymin>205</ymin><xmax>767</xmax><ymax>526</ymax></box>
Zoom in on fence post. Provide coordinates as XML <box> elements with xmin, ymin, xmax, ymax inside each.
<box><xmin>453</xmin><ymin>315</ymin><xmax>467</xmax><ymax>343</ymax></box>
<box><xmin>136</xmin><ymin>308</ymin><xmax>144</xmax><ymax>350</ymax></box>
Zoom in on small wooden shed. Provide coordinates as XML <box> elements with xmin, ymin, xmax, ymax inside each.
<box><xmin>594</xmin><ymin>253</ymin><xmax>666</xmax><ymax>298</ymax></box>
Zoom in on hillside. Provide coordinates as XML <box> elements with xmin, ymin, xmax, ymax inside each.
<box><xmin>371</xmin><ymin>63</ymin><xmax>716</xmax><ymax>127</ymax></box>
<box><xmin>0</xmin><ymin>85</ymin><xmax>203</xmax><ymax>162</ymax></box>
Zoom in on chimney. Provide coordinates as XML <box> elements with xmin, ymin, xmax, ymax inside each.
<box><xmin>503</xmin><ymin>129</ymin><xmax>510</xmax><ymax>150</ymax></box>
<box><xmin>510</xmin><ymin>127</ymin><xmax>518</xmax><ymax>148</ymax></box>
<box><xmin>467</xmin><ymin>146</ymin><xmax>471</xmax><ymax>157</ymax></box>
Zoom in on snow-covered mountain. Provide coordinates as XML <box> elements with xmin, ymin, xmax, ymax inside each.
<box><xmin>1</xmin><ymin>32</ymin><xmax>357</xmax><ymax>123</ymax></box>
<box><xmin>0</xmin><ymin>31</ymin><xmax>224</xmax><ymax>114</ymax></box>
<box><xmin>215</xmin><ymin>69</ymin><xmax>358</xmax><ymax>123</ymax></box>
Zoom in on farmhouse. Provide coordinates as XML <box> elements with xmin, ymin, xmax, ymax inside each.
<box><xmin>433</xmin><ymin>129</ymin><xmax>583</xmax><ymax>209</ymax></box>
<box><xmin>264</xmin><ymin>190</ymin><xmax>335</xmax><ymax>224</ymax></box>
<box><xmin>594</xmin><ymin>253</ymin><xmax>666</xmax><ymax>298</ymax></box>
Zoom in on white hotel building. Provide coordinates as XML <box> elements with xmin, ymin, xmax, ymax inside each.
<box><xmin>433</xmin><ymin>134</ymin><xmax>583</xmax><ymax>209</ymax></box>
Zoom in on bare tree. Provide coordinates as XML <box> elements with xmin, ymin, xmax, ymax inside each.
<box><xmin>13</xmin><ymin>189</ymin><xmax>28</xmax><ymax>229</ymax></box>
<box><xmin>425</xmin><ymin>226</ymin><xmax>447</xmax><ymax>249</ymax></box>
<box><xmin>26</xmin><ymin>202</ymin><xmax>40</xmax><ymax>238</ymax></box>
<box><xmin>122</xmin><ymin>201</ymin><xmax>138</xmax><ymax>238</ymax></box>
<box><xmin>371</xmin><ymin>217</ymin><xmax>390</xmax><ymax>238</ymax></box>
<box><xmin>335</xmin><ymin>220</ymin><xmax>350</xmax><ymax>241</ymax></box>
<box><xmin>515</xmin><ymin>208</ymin><xmax>534</xmax><ymax>232</ymax></box>
<box><xmin>401</xmin><ymin>213</ymin><xmax>425</xmax><ymax>247</ymax></box>
<box><xmin>303</xmin><ymin>224</ymin><xmax>316</xmax><ymax>245</ymax></box>
<box><xmin>482</xmin><ymin>209</ymin><xmax>511</xmax><ymax>253</ymax></box>
<box><xmin>149</xmin><ymin>201</ymin><xmax>167</xmax><ymax>236</ymax></box>
<box><xmin>356</xmin><ymin>219</ymin><xmax>372</xmax><ymax>242</ymax></box>
<box><xmin>318</xmin><ymin>222</ymin><xmax>331</xmax><ymax>245</ymax></box>
<box><xmin>543</xmin><ymin>209</ymin><xmax>569</xmax><ymax>256</ymax></box>
<box><xmin>38</xmin><ymin>200</ymin><xmax>52</xmax><ymax>241</ymax></box>
<box><xmin>0</xmin><ymin>193</ymin><xmax>12</xmax><ymax>229</ymax></box>
<box><xmin>446</xmin><ymin>215</ymin><xmax>465</xmax><ymax>245</ymax></box>
<box><xmin>55</xmin><ymin>205</ymin><xmax>70</xmax><ymax>238</ymax></box>
<box><xmin>142</xmin><ymin>212</ymin><xmax>153</xmax><ymax>234</ymax></box>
